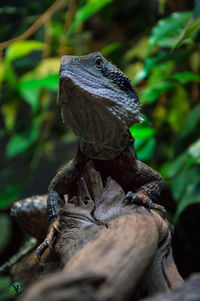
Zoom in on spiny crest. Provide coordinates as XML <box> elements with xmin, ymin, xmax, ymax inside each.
<box><xmin>101</xmin><ymin>68</ymin><xmax>138</xmax><ymax>100</ymax></box>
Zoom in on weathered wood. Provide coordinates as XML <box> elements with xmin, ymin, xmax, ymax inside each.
<box><xmin>11</xmin><ymin>162</ymin><xmax>182</xmax><ymax>301</ymax></box>
<box><xmin>141</xmin><ymin>274</ymin><xmax>200</xmax><ymax>301</ymax></box>
<box><xmin>10</xmin><ymin>195</ymin><xmax>49</xmax><ymax>241</ymax></box>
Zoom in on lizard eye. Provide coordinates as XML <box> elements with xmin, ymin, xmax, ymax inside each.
<box><xmin>94</xmin><ymin>57</ymin><xmax>103</xmax><ymax>70</ymax></box>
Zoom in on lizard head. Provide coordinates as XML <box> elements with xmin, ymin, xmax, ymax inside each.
<box><xmin>59</xmin><ymin>52</ymin><xmax>143</xmax><ymax>159</ymax></box>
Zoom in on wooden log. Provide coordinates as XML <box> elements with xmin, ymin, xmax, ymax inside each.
<box><xmin>141</xmin><ymin>274</ymin><xmax>200</xmax><ymax>301</ymax></box>
<box><xmin>11</xmin><ymin>162</ymin><xmax>182</xmax><ymax>300</ymax></box>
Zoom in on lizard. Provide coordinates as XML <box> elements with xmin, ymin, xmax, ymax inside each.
<box><xmin>36</xmin><ymin>52</ymin><xmax>165</xmax><ymax>259</ymax></box>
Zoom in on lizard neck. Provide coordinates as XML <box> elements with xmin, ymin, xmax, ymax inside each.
<box><xmin>61</xmin><ymin>84</ymin><xmax>130</xmax><ymax>160</ymax></box>
<box><xmin>79</xmin><ymin>130</ymin><xmax>129</xmax><ymax>160</ymax></box>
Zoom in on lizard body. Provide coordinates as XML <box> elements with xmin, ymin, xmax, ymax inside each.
<box><xmin>35</xmin><ymin>52</ymin><xmax>164</xmax><ymax>258</ymax></box>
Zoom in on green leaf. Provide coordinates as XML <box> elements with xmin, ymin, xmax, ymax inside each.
<box><xmin>171</xmin><ymin>165</ymin><xmax>200</xmax><ymax>201</ymax></box>
<box><xmin>129</xmin><ymin>123</ymin><xmax>155</xmax><ymax>139</ymax></box>
<box><xmin>19</xmin><ymin>75</ymin><xmax>59</xmax><ymax>91</ymax></box>
<box><xmin>141</xmin><ymin>81</ymin><xmax>176</xmax><ymax>104</ymax></box>
<box><xmin>124</xmin><ymin>37</ymin><xmax>149</xmax><ymax>61</ymax></box>
<box><xmin>29</xmin><ymin>115</ymin><xmax>44</xmax><ymax>142</ymax></box>
<box><xmin>171</xmin><ymin>71</ymin><xmax>200</xmax><ymax>83</ymax></box>
<box><xmin>0</xmin><ymin>214</ymin><xmax>11</xmax><ymax>252</ymax></box>
<box><xmin>166</xmin><ymin>151</ymin><xmax>188</xmax><ymax>177</ymax></box>
<box><xmin>148</xmin><ymin>61</ymin><xmax>174</xmax><ymax>86</ymax></box>
<box><xmin>166</xmin><ymin>137</ymin><xmax>200</xmax><ymax>179</ymax></box>
<box><xmin>0</xmin><ymin>60</ymin><xmax>4</xmax><ymax>85</ymax></box>
<box><xmin>173</xmin><ymin>17</ymin><xmax>200</xmax><ymax>49</ymax></box>
<box><xmin>0</xmin><ymin>185</ymin><xmax>22</xmax><ymax>209</ymax></box>
<box><xmin>134</xmin><ymin>56</ymin><xmax>160</xmax><ymax>83</ymax></box>
<box><xmin>168</xmin><ymin>86</ymin><xmax>190</xmax><ymax>131</ymax></box>
<box><xmin>190</xmin><ymin>51</ymin><xmax>200</xmax><ymax>73</ymax></box>
<box><xmin>32</xmin><ymin>58</ymin><xmax>60</xmax><ymax>77</ymax></box>
<box><xmin>6</xmin><ymin>115</ymin><xmax>43</xmax><ymax>158</ymax></box>
<box><xmin>19</xmin><ymin>87</ymin><xmax>40</xmax><ymax>111</ymax></box>
<box><xmin>136</xmin><ymin>137</ymin><xmax>156</xmax><ymax>161</ymax></box>
<box><xmin>68</xmin><ymin>0</ymin><xmax>113</xmax><ymax>35</ymax></box>
<box><xmin>6</xmin><ymin>134</ymin><xmax>32</xmax><ymax>157</ymax></box>
<box><xmin>5</xmin><ymin>40</ymin><xmax>44</xmax><ymax>63</ymax></box>
<box><xmin>158</xmin><ymin>0</ymin><xmax>165</xmax><ymax>14</ymax></box>
<box><xmin>18</xmin><ymin>74</ymin><xmax>59</xmax><ymax>111</ymax></box>
<box><xmin>129</xmin><ymin>122</ymin><xmax>155</xmax><ymax>161</ymax></box>
<box><xmin>124</xmin><ymin>62</ymin><xmax>143</xmax><ymax>82</ymax></box>
<box><xmin>1</xmin><ymin>102</ymin><xmax>18</xmax><ymax>131</ymax></box>
<box><xmin>17</xmin><ymin>58</ymin><xmax>60</xmax><ymax>110</ymax></box>
<box><xmin>148</xmin><ymin>11</ymin><xmax>192</xmax><ymax>53</ymax></box>
<box><xmin>3</xmin><ymin>62</ymin><xmax>17</xmax><ymax>86</ymax></box>
<box><xmin>134</xmin><ymin>53</ymin><xmax>174</xmax><ymax>84</ymax></box>
<box><xmin>178</xmin><ymin>104</ymin><xmax>200</xmax><ymax>138</ymax></box>
<box><xmin>188</xmin><ymin>139</ymin><xmax>200</xmax><ymax>160</ymax></box>
<box><xmin>101</xmin><ymin>42</ymin><xmax>122</xmax><ymax>57</ymax></box>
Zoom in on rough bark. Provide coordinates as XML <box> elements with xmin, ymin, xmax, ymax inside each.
<box><xmin>141</xmin><ymin>274</ymin><xmax>200</xmax><ymax>301</ymax></box>
<box><xmin>10</xmin><ymin>161</ymin><xmax>183</xmax><ymax>301</ymax></box>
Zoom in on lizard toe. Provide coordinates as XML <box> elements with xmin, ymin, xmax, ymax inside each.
<box><xmin>36</xmin><ymin>220</ymin><xmax>60</xmax><ymax>262</ymax></box>
<box><xmin>123</xmin><ymin>191</ymin><xmax>135</xmax><ymax>205</ymax></box>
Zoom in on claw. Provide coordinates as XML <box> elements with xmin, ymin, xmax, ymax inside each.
<box><xmin>123</xmin><ymin>191</ymin><xmax>166</xmax><ymax>219</ymax></box>
<box><xmin>161</xmin><ymin>207</ymin><xmax>166</xmax><ymax>219</ymax></box>
<box><xmin>46</xmin><ymin>240</ymin><xmax>53</xmax><ymax>250</ymax></box>
<box><xmin>148</xmin><ymin>203</ymin><xmax>166</xmax><ymax>219</ymax></box>
<box><xmin>124</xmin><ymin>191</ymin><xmax>145</xmax><ymax>206</ymax></box>
<box><xmin>147</xmin><ymin>199</ymin><xmax>152</xmax><ymax>211</ymax></box>
<box><xmin>130</xmin><ymin>194</ymin><xmax>138</xmax><ymax>204</ymax></box>
<box><xmin>53</xmin><ymin>224</ymin><xmax>60</xmax><ymax>233</ymax></box>
<box><xmin>36</xmin><ymin>220</ymin><xmax>60</xmax><ymax>261</ymax></box>
<box><xmin>36</xmin><ymin>248</ymin><xmax>41</xmax><ymax>262</ymax></box>
<box><xmin>36</xmin><ymin>242</ymin><xmax>48</xmax><ymax>262</ymax></box>
<box><xmin>123</xmin><ymin>191</ymin><xmax>134</xmax><ymax>204</ymax></box>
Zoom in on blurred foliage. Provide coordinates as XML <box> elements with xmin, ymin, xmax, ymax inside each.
<box><xmin>0</xmin><ymin>275</ymin><xmax>10</xmax><ymax>300</ymax></box>
<box><xmin>0</xmin><ymin>0</ymin><xmax>200</xmax><ymax>283</ymax></box>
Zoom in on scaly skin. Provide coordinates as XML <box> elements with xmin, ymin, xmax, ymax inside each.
<box><xmin>34</xmin><ymin>52</ymin><xmax>164</xmax><ymax>259</ymax></box>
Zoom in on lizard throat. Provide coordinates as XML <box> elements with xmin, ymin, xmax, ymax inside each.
<box><xmin>60</xmin><ymin>79</ymin><xmax>130</xmax><ymax>160</ymax></box>
<box><xmin>79</xmin><ymin>132</ymin><xmax>129</xmax><ymax>160</ymax></box>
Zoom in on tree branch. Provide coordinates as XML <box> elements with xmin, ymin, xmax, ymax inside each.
<box><xmin>0</xmin><ymin>0</ymin><xmax>66</xmax><ymax>51</ymax></box>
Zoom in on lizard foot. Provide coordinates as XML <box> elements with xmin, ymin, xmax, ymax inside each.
<box><xmin>36</xmin><ymin>220</ymin><xmax>60</xmax><ymax>261</ymax></box>
<box><xmin>123</xmin><ymin>191</ymin><xmax>166</xmax><ymax>218</ymax></box>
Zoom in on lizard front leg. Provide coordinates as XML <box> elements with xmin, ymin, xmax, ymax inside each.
<box><xmin>124</xmin><ymin>160</ymin><xmax>166</xmax><ymax>217</ymax></box>
<box><xmin>36</xmin><ymin>149</ymin><xmax>89</xmax><ymax>260</ymax></box>
<box><xmin>36</xmin><ymin>160</ymin><xmax>74</xmax><ymax>260</ymax></box>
